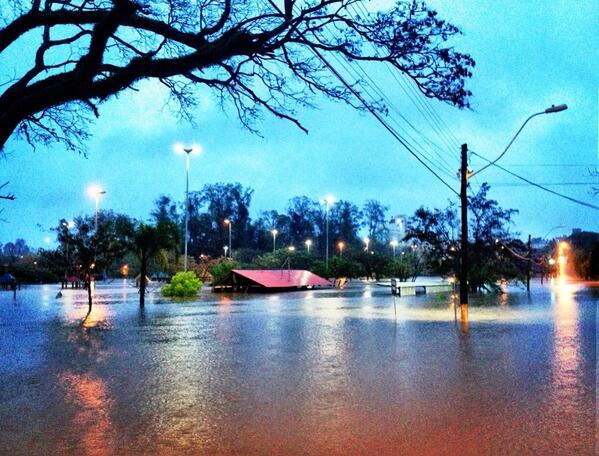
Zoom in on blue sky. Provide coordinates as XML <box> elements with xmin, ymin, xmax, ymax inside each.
<box><xmin>1</xmin><ymin>0</ymin><xmax>597</xmax><ymax>248</ymax></box>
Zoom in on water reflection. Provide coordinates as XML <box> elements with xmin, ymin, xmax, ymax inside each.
<box><xmin>550</xmin><ymin>279</ymin><xmax>582</xmax><ymax>399</ymax></box>
<box><xmin>59</xmin><ymin>372</ymin><xmax>115</xmax><ymax>455</ymax></box>
<box><xmin>0</xmin><ymin>281</ymin><xmax>595</xmax><ymax>454</ymax></box>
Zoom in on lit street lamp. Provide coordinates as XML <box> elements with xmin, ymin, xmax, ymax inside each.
<box><xmin>305</xmin><ymin>239</ymin><xmax>312</xmax><ymax>254</ymax></box>
<box><xmin>338</xmin><ymin>241</ymin><xmax>345</xmax><ymax>257</ymax></box>
<box><xmin>87</xmin><ymin>185</ymin><xmax>106</xmax><ymax>231</ymax></box>
<box><xmin>363</xmin><ymin>237</ymin><xmax>370</xmax><ymax>252</ymax></box>
<box><xmin>224</xmin><ymin>219</ymin><xmax>232</xmax><ymax>258</ymax></box>
<box><xmin>390</xmin><ymin>239</ymin><xmax>398</xmax><ymax>258</ymax></box>
<box><xmin>174</xmin><ymin>143</ymin><xmax>202</xmax><ymax>271</ymax></box>
<box><xmin>271</xmin><ymin>229</ymin><xmax>278</xmax><ymax>253</ymax></box>
<box><xmin>288</xmin><ymin>245</ymin><xmax>295</xmax><ymax>252</ymax></box>
<box><xmin>320</xmin><ymin>195</ymin><xmax>335</xmax><ymax>269</ymax></box>
<box><xmin>223</xmin><ymin>245</ymin><xmax>228</xmax><ymax>257</ymax></box>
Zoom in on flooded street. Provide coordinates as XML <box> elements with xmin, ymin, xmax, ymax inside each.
<box><xmin>0</xmin><ymin>280</ymin><xmax>596</xmax><ymax>455</ymax></box>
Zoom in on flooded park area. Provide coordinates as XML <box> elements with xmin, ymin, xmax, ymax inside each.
<box><xmin>0</xmin><ymin>279</ymin><xmax>596</xmax><ymax>455</ymax></box>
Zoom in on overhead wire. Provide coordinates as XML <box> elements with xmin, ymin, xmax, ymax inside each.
<box><xmin>265</xmin><ymin>0</ymin><xmax>460</xmax><ymax>196</ymax></box>
<box><xmin>470</xmin><ymin>151</ymin><xmax>599</xmax><ymax>211</ymax></box>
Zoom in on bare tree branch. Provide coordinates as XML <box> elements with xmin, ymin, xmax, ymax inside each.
<box><xmin>0</xmin><ymin>0</ymin><xmax>474</xmax><ymax>154</ymax></box>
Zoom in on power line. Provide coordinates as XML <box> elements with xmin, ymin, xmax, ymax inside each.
<box><xmin>489</xmin><ymin>182</ymin><xmax>599</xmax><ymax>187</ymax></box>
<box><xmin>266</xmin><ymin>0</ymin><xmax>460</xmax><ymax>197</ymax></box>
<box><xmin>470</xmin><ymin>151</ymin><xmax>599</xmax><ymax>211</ymax></box>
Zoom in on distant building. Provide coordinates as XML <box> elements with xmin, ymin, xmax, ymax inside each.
<box><xmin>387</xmin><ymin>215</ymin><xmax>408</xmax><ymax>243</ymax></box>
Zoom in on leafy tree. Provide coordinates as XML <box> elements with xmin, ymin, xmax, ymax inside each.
<box><xmin>329</xmin><ymin>200</ymin><xmax>363</xmax><ymax>249</ymax></box>
<box><xmin>286</xmin><ymin>196</ymin><xmax>320</xmax><ymax>246</ymax></box>
<box><xmin>188</xmin><ymin>182</ymin><xmax>254</xmax><ymax>256</ymax></box>
<box><xmin>406</xmin><ymin>183</ymin><xmax>521</xmax><ymax>291</ymax></box>
<box><xmin>130</xmin><ymin>220</ymin><xmax>178</xmax><ymax>307</ymax></box>
<box><xmin>151</xmin><ymin>195</ymin><xmax>180</xmax><ymax>225</ymax></box>
<box><xmin>2</xmin><ymin>238</ymin><xmax>30</xmax><ymax>259</ymax></box>
<box><xmin>0</xmin><ymin>0</ymin><xmax>473</xmax><ymax>153</ymax></box>
<box><xmin>363</xmin><ymin>200</ymin><xmax>389</xmax><ymax>245</ymax></box>
<box><xmin>208</xmin><ymin>258</ymin><xmax>240</xmax><ymax>283</ymax></box>
<box><xmin>252</xmin><ymin>210</ymin><xmax>291</xmax><ymax>251</ymax></box>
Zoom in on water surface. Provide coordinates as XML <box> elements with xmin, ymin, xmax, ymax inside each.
<box><xmin>0</xmin><ymin>279</ymin><xmax>596</xmax><ymax>455</ymax></box>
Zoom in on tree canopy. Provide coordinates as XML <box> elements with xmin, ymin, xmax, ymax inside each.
<box><xmin>0</xmin><ymin>0</ymin><xmax>473</xmax><ymax>152</ymax></box>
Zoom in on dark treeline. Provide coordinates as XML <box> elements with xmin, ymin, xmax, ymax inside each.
<box><xmin>153</xmin><ymin>182</ymin><xmax>392</xmax><ymax>258</ymax></box>
<box><xmin>4</xmin><ymin>182</ymin><xmax>599</xmax><ymax>288</ymax></box>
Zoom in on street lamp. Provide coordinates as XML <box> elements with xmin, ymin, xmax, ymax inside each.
<box><xmin>87</xmin><ymin>185</ymin><xmax>106</xmax><ymax>231</ymax></box>
<box><xmin>224</xmin><ymin>219</ymin><xmax>232</xmax><ymax>258</ymax></box>
<box><xmin>223</xmin><ymin>245</ymin><xmax>228</xmax><ymax>257</ymax></box>
<box><xmin>288</xmin><ymin>245</ymin><xmax>295</xmax><ymax>252</ymax></box>
<box><xmin>338</xmin><ymin>241</ymin><xmax>345</xmax><ymax>257</ymax></box>
<box><xmin>174</xmin><ymin>143</ymin><xmax>202</xmax><ymax>271</ymax></box>
<box><xmin>471</xmin><ymin>103</ymin><xmax>568</xmax><ymax>178</ymax></box>
<box><xmin>271</xmin><ymin>229</ymin><xmax>278</xmax><ymax>253</ymax></box>
<box><xmin>320</xmin><ymin>195</ymin><xmax>335</xmax><ymax>269</ymax></box>
<box><xmin>363</xmin><ymin>237</ymin><xmax>370</xmax><ymax>252</ymax></box>
<box><xmin>390</xmin><ymin>239</ymin><xmax>398</xmax><ymax>258</ymax></box>
<box><xmin>305</xmin><ymin>239</ymin><xmax>312</xmax><ymax>254</ymax></box>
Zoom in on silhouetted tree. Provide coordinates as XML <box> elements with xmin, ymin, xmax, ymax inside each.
<box><xmin>130</xmin><ymin>221</ymin><xmax>178</xmax><ymax>307</ymax></box>
<box><xmin>406</xmin><ymin>183</ymin><xmax>521</xmax><ymax>291</ymax></box>
<box><xmin>286</xmin><ymin>196</ymin><xmax>319</xmax><ymax>246</ymax></box>
<box><xmin>363</xmin><ymin>199</ymin><xmax>389</xmax><ymax>245</ymax></box>
<box><xmin>151</xmin><ymin>195</ymin><xmax>180</xmax><ymax>225</ymax></box>
<box><xmin>0</xmin><ymin>1</ymin><xmax>473</xmax><ymax>152</ymax></box>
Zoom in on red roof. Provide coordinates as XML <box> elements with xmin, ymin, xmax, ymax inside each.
<box><xmin>230</xmin><ymin>269</ymin><xmax>331</xmax><ymax>288</ymax></box>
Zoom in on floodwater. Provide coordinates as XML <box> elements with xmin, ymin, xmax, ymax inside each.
<box><xmin>0</xmin><ymin>279</ymin><xmax>596</xmax><ymax>455</ymax></box>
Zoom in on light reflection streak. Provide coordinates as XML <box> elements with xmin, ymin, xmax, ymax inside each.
<box><xmin>550</xmin><ymin>280</ymin><xmax>581</xmax><ymax>404</ymax></box>
<box><xmin>59</xmin><ymin>372</ymin><xmax>115</xmax><ymax>455</ymax></box>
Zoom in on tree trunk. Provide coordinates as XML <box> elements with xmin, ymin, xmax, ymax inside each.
<box><xmin>139</xmin><ymin>252</ymin><xmax>147</xmax><ymax>308</ymax></box>
<box><xmin>87</xmin><ymin>272</ymin><xmax>93</xmax><ymax>311</ymax></box>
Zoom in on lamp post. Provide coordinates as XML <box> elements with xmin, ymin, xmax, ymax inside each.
<box><xmin>390</xmin><ymin>239</ymin><xmax>398</xmax><ymax>258</ymax></box>
<box><xmin>87</xmin><ymin>185</ymin><xmax>106</xmax><ymax>231</ymax></box>
<box><xmin>305</xmin><ymin>239</ymin><xmax>312</xmax><ymax>254</ymax></box>
<box><xmin>223</xmin><ymin>246</ymin><xmax>228</xmax><ymax>258</ymax></box>
<box><xmin>321</xmin><ymin>195</ymin><xmax>335</xmax><ymax>269</ymax></box>
<box><xmin>271</xmin><ymin>229</ymin><xmax>278</xmax><ymax>253</ymax></box>
<box><xmin>459</xmin><ymin>103</ymin><xmax>567</xmax><ymax>328</ymax></box>
<box><xmin>174</xmin><ymin>143</ymin><xmax>202</xmax><ymax>271</ymax></box>
<box><xmin>338</xmin><ymin>241</ymin><xmax>345</xmax><ymax>257</ymax></box>
<box><xmin>224</xmin><ymin>219</ymin><xmax>232</xmax><ymax>258</ymax></box>
<box><xmin>363</xmin><ymin>237</ymin><xmax>370</xmax><ymax>252</ymax></box>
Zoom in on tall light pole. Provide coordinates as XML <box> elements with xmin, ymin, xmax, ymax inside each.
<box><xmin>174</xmin><ymin>143</ymin><xmax>202</xmax><ymax>271</ymax></box>
<box><xmin>271</xmin><ymin>229</ymin><xmax>278</xmax><ymax>253</ymax></box>
<box><xmin>224</xmin><ymin>219</ymin><xmax>232</xmax><ymax>258</ymax></box>
<box><xmin>321</xmin><ymin>195</ymin><xmax>335</xmax><ymax>270</ymax></box>
<box><xmin>461</xmin><ymin>103</ymin><xmax>567</xmax><ymax>328</ymax></box>
<box><xmin>87</xmin><ymin>185</ymin><xmax>106</xmax><ymax>231</ymax></box>
<box><xmin>390</xmin><ymin>239</ymin><xmax>398</xmax><ymax>258</ymax></box>
<box><xmin>305</xmin><ymin>239</ymin><xmax>312</xmax><ymax>254</ymax></box>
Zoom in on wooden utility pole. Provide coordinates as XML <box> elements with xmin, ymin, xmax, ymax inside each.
<box><xmin>460</xmin><ymin>144</ymin><xmax>469</xmax><ymax>329</ymax></box>
<box><xmin>526</xmin><ymin>234</ymin><xmax>532</xmax><ymax>291</ymax></box>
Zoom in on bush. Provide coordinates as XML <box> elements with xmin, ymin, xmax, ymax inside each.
<box><xmin>161</xmin><ymin>271</ymin><xmax>202</xmax><ymax>297</ymax></box>
<box><xmin>208</xmin><ymin>259</ymin><xmax>240</xmax><ymax>283</ymax></box>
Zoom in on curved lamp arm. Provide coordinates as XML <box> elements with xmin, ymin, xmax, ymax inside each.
<box><xmin>470</xmin><ymin>104</ymin><xmax>567</xmax><ymax>178</ymax></box>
